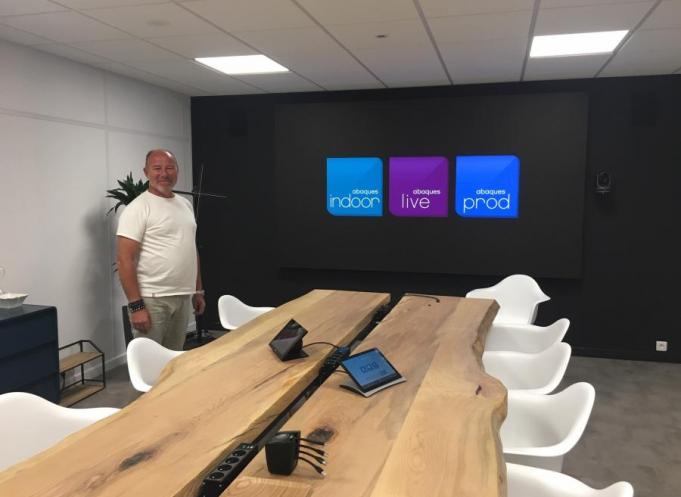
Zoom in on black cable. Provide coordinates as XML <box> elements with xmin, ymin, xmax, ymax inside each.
<box><xmin>302</xmin><ymin>341</ymin><xmax>339</xmax><ymax>350</ymax></box>
<box><xmin>299</xmin><ymin>456</ymin><xmax>326</xmax><ymax>476</ymax></box>
<box><xmin>300</xmin><ymin>450</ymin><xmax>326</xmax><ymax>465</ymax></box>
<box><xmin>300</xmin><ymin>444</ymin><xmax>326</xmax><ymax>456</ymax></box>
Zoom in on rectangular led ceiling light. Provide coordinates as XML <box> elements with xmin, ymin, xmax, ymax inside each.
<box><xmin>530</xmin><ymin>30</ymin><xmax>628</xmax><ymax>58</ymax></box>
<box><xmin>195</xmin><ymin>55</ymin><xmax>289</xmax><ymax>75</ymax></box>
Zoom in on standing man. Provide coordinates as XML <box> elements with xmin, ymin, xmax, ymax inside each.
<box><xmin>116</xmin><ymin>149</ymin><xmax>206</xmax><ymax>350</ymax></box>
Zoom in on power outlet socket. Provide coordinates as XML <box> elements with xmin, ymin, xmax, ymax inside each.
<box><xmin>656</xmin><ymin>340</ymin><xmax>668</xmax><ymax>352</ymax></box>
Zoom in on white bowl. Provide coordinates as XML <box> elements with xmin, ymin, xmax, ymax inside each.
<box><xmin>0</xmin><ymin>293</ymin><xmax>29</xmax><ymax>309</ymax></box>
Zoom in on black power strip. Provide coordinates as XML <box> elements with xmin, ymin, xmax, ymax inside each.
<box><xmin>319</xmin><ymin>346</ymin><xmax>351</xmax><ymax>375</ymax></box>
<box><xmin>200</xmin><ymin>442</ymin><xmax>258</xmax><ymax>497</ymax></box>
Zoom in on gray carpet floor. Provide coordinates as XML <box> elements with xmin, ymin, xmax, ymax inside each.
<box><xmin>76</xmin><ymin>353</ymin><xmax>681</xmax><ymax>497</ymax></box>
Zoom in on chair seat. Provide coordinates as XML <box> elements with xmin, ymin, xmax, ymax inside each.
<box><xmin>218</xmin><ymin>294</ymin><xmax>274</xmax><ymax>330</ymax></box>
<box><xmin>507</xmin><ymin>463</ymin><xmax>634</xmax><ymax>497</ymax></box>
<box><xmin>127</xmin><ymin>337</ymin><xmax>184</xmax><ymax>393</ymax></box>
<box><xmin>485</xmin><ymin>318</ymin><xmax>570</xmax><ymax>354</ymax></box>
<box><xmin>467</xmin><ymin>274</ymin><xmax>550</xmax><ymax>324</ymax></box>
<box><xmin>483</xmin><ymin>342</ymin><xmax>572</xmax><ymax>395</ymax></box>
<box><xmin>0</xmin><ymin>392</ymin><xmax>118</xmax><ymax>471</ymax></box>
<box><xmin>502</xmin><ymin>383</ymin><xmax>596</xmax><ymax>472</ymax></box>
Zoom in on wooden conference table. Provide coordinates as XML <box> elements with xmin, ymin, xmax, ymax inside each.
<box><xmin>0</xmin><ymin>290</ymin><xmax>505</xmax><ymax>497</ymax></box>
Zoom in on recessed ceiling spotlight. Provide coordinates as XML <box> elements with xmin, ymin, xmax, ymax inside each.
<box><xmin>376</xmin><ymin>34</ymin><xmax>388</xmax><ymax>39</ymax></box>
<box><xmin>195</xmin><ymin>55</ymin><xmax>289</xmax><ymax>75</ymax></box>
<box><xmin>530</xmin><ymin>30</ymin><xmax>628</xmax><ymax>58</ymax></box>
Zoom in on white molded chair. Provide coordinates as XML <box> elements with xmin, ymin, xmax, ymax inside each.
<box><xmin>467</xmin><ymin>274</ymin><xmax>550</xmax><ymax>324</ymax></box>
<box><xmin>0</xmin><ymin>392</ymin><xmax>118</xmax><ymax>471</ymax></box>
<box><xmin>502</xmin><ymin>383</ymin><xmax>596</xmax><ymax>472</ymax></box>
<box><xmin>483</xmin><ymin>342</ymin><xmax>571</xmax><ymax>395</ymax></box>
<box><xmin>507</xmin><ymin>463</ymin><xmax>634</xmax><ymax>497</ymax></box>
<box><xmin>485</xmin><ymin>318</ymin><xmax>570</xmax><ymax>354</ymax></box>
<box><xmin>217</xmin><ymin>294</ymin><xmax>274</xmax><ymax>330</ymax></box>
<box><xmin>127</xmin><ymin>337</ymin><xmax>184</xmax><ymax>393</ymax></box>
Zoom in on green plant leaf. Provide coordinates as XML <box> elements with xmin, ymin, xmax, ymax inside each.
<box><xmin>105</xmin><ymin>172</ymin><xmax>148</xmax><ymax>215</ymax></box>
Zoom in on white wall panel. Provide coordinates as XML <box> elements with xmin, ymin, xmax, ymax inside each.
<box><xmin>0</xmin><ymin>41</ymin><xmax>106</xmax><ymax>124</ymax></box>
<box><xmin>0</xmin><ymin>115</ymin><xmax>112</xmax><ymax>355</ymax></box>
<box><xmin>0</xmin><ymin>39</ymin><xmax>190</xmax><ymax>370</ymax></box>
<box><xmin>105</xmin><ymin>72</ymin><xmax>188</xmax><ymax>138</ymax></box>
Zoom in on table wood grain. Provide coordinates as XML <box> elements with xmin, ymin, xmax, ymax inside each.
<box><xmin>233</xmin><ymin>295</ymin><xmax>505</xmax><ymax>497</ymax></box>
<box><xmin>0</xmin><ymin>290</ymin><xmax>389</xmax><ymax>497</ymax></box>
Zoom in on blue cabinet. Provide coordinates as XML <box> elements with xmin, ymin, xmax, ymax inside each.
<box><xmin>0</xmin><ymin>305</ymin><xmax>59</xmax><ymax>403</ymax></box>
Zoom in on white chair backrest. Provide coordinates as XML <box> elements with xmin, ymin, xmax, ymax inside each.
<box><xmin>0</xmin><ymin>392</ymin><xmax>118</xmax><ymax>471</ymax></box>
<box><xmin>502</xmin><ymin>383</ymin><xmax>596</xmax><ymax>471</ymax></box>
<box><xmin>485</xmin><ymin>318</ymin><xmax>570</xmax><ymax>354</ymax></box>
<box><xmin>507</xmin><ymin>463</ymin><xmax>634</xmax><ymax>497</ymax></box>
<box><xmin>483</xmin><ymin>342</ymin><xmax>571</xmax><ymax>395</ymax></box>
<box><xmin>467</xmin><ymin>274</ymin><xmax>550</xmax><ymax>324</ymax></box>
<box><xmin>127</xmin><ymin>337</ymin><xmax>184</xmax><ymax>393</ymax></box>
<box><xmin>217</xmin><ymin>294</ymin><xmax>274</xmax><ymax>330</ymax></box>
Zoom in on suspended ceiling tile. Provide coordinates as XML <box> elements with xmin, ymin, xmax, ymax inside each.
<box><xmin>535</xmin><ymin>2</ymin><xmax>654</xmax><ymax>35</ymax></box>
<box><xmin>233</xmin><ymin>26</ymin><xmax>381</xmax><ymax>88</ymax></box>
<box><xmin>418</xmin><ymin>0</ymin><xmax>535</xmax><ymax>18</ymax></box>
<box><xmin>428</xmin><ymin>10</ymin><xmax>532</xmax><ymax>45</ymax></box>
<box><xmin>354</xmin><ymin>47</ymin><xmax>449</xmax><ymax>87</ymax></box>
<box><xmin>324</xmin><ymin>19</ymin><xmax>446</xmax><ymax>86</ymax></box>
<box><xmin>524</xmin><ymin>53</ymin><xmax>609</xmax><ymax>80</ymax></box>
<box><xmin>542</xmin><ymin>0</ymin><xmax>653</xmax><ymax>7</ymax></box>
<box><xmin>92</xmin><ymin>61</ymin><xmax>204</xmax><ymax>95</ymax></box>
<box><xmin>600</xmin><ymin>27</ymin><xmax>681</xmax><ymax>76</ymax></box>
<box><xmin>71</xmin><ymin>38</ymin><xmax>180</xmax><ymax>63</ymax></box>
<box><xmin>179</xmin><ymin>0</ymin><xmax>314</xmax><ymax>32</ymax></box>
<box><xmin>234</xmin><ymin>25</ymin><xmax>338</xmax><ymax>55</ymax></box>
<box><xmin>641</xmin><ymin>0</ymin><xmax>681</xmax><ymax>30</ymax></box>
<box><xmin>273</xmin><ymin>49</ymin><xmax>383</xmax><ymax>88</ymax></box>
<box><xmin>81</xmin><ymin>3</ymin><xmax>220</xmax><ymax>38</ymax></box>
<box><xmin>234</xmin><ymin>72</ymin><xmax>321</xmax><ymax>93</ymax></box>
<box><xmin>1</xmin><ymin>11</ymin><xmax>129</xmax><ymax>43</ymax></box>
<box><xmin>147</xmin><ymin>33</ymin><xmax>256</xmax><ymax>58</ymax></box>
<box><xmin>58</xmin><ymin>0</ymin><xmax>167</xmax><ymax>7</ymax></box>
<box><xmin>125</xmin><ymin>56</ymin><xmax>263</xmax><ymax>94</ymax></box>
<box><xmin>326</xmin><ymin>19</ymin><xmax>432</xmax><ymax>50</ymax></box>
<box><xmin>295</xmin><ymin>0</ymin><xmax>417</xmax><ymax>25</ymax></box>
<box><xmin>439</xmin><ymin>37</ymin><xmax>527</xmax><ymax>84</ymax></box>
<box><xmin>33</xmin><ymin>42</ymin><xmax>115</xmax><ymax>65</ymax></box>
<box><xmin>0</xmin><ymin>23</ymin><xmax>53</xmax><ymax>45</ymax></box>
<box><xmin>0</xmin><ymin>0</ymin><xmax>66</xmax><ymax>16</ymax></box>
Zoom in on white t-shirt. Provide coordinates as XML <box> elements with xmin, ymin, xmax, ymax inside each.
<box><xmin>117</xmin><ymin>190</ymin><xmax>197</xmax><ymax>297</ymax></box>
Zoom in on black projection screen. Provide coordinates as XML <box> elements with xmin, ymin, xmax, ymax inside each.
<box><xmin>275</xmin><ymin>93</ymin><xmax>587</xmax><ymax>278</ymax></box>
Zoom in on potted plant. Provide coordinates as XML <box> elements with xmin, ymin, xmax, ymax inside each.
<box><xmin>105</xmin><ymin>172</ymin><xmax>148</xmax><ymax>214</ymax></box>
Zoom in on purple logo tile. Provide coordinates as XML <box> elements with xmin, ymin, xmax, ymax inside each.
<box><xmin>389</xmin><ymin>156</ymin><xmax>449</xmax><ymax>217</ymax></box>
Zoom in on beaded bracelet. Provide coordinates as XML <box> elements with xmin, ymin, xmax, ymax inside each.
<box><xmin>128</xmin><ymin>299</ymin><xmax>146</xmax><ymax>313</ymax></box>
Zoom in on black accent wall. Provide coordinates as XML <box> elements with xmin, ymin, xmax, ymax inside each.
<box><xmin>191</xmin><ymin>74</ymin><xmax>681</xmax><ymax>363</ymax></box>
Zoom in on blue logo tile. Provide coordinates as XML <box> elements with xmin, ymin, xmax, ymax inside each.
<box><xmin>455</xmin><ymin>155</ymin><xmax>520</xmax><ymax>218</ymax></box>
<box><xmin>327</xmin><ymin>157</ymin><xmax>383</xmax><ymax>217</ymax></box>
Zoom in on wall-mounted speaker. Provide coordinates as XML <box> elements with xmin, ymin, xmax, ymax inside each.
<box><xmin>595</xmin><ymin>171</ymin><xmax>612</xmax><ymax>194</ymax></box>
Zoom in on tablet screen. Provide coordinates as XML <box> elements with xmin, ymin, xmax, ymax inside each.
<box><xmin>341</xmin><ymin>348</ymin><xmax>402</xmax><ymax>392</ymax></box>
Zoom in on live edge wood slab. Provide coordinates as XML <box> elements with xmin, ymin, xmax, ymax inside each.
<box><xmin>0</xmin><ymin>290</ymin><xmax>389</xmax><ymax>497</ymax></box>
<box><xmin>233</xmin><ymin>295</ymin><xmax>505</xmax><ymax>497</ymax></box>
